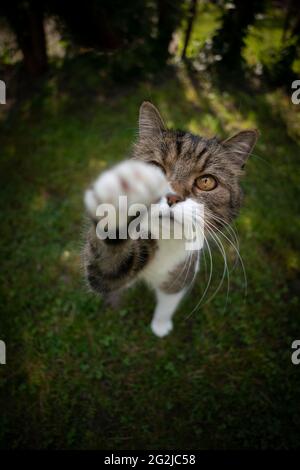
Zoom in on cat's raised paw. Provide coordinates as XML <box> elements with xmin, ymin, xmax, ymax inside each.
<box><xmin>84</xmin><ymin>160</ymin><xmax>168</xmax><ymax>220</ymax></box>
<box><xmin>151</xmin><ymin>319</ymin><xmax>173</xmax><ymax>338</ymax></box>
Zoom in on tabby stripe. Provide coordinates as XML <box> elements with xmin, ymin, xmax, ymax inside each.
<box><xmin>196</xmin><ymin>146</ymin><xmax>208</xmax><ymax>159</ymax></box>
<box><xmin>176</xmin><ymin>138</ymin><xmax>182</xmax><ymax>158</ymax></box>
<box><xmin>105</xmin><ymin>251</ymin><xmax>135</xmax><ymax>279</ymax></box>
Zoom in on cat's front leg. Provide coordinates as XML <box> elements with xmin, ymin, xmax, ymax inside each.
<box><xmin>151</xmin><ymin>288</ymin><xmax>185</xmax><ymax>338</ymax></box>
<box><xmin>83</xmin><ymin>160</ymin><xmax>169</xmax><ymax>297</ymax></box>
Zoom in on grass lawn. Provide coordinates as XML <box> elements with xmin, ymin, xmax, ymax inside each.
<box><xmin>0</xmin><ymin>62</ymin><xmax>300</xmax><ymax>449</ymax></box>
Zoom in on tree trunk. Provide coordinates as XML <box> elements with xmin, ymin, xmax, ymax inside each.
<box><xmin>155</xmin><ymin>0</ymin><xmax>182</xmax><ymax>65</ymax></box>
<box><xmin>181</xmin><ymin>0</ymin><xmax>197</xmax><ymax>60</ymax></box>
<box><xmin>5</xmin><ymin>1</ymin><xmax>48</xmax><ymax>78</ymax></box>
<box><xmin>281</xmin><ymin>0</ymin><xmax>293</xmax><ymax>44</ymax></box>
<box><xmin>212</xmin><ymin>0</ymin><xmax>263</xmax><ymax>71</ymax></box>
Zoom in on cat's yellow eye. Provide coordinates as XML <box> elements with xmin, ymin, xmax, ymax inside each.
<box><xmin>195</xmin><ymin>175</ymin><xmax>217</xmax><ymax>191</ymax></box>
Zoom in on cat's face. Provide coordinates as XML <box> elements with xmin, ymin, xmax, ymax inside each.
<box><xmin>133</xmin><ymin>101</ymin><xmax>258</xmax><ymax>233</ymax></box>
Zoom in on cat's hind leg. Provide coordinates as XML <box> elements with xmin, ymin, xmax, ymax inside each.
<box><xmin>104</xmin><ymin>289</ymin><xmax>124</xmax><ymax>310</ymax></box>
<box><xmin>151</xmin><ymin>289</ymin><xmax>185</xmax><ymax>338</ymax></box>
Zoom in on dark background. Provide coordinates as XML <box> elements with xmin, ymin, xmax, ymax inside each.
<box><xmin>0</xmin><ymin>0</ymin><xmax>299</xmax><ymax>449</ymax></box>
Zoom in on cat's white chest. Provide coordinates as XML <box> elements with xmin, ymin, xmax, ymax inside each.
<box><xmin>140</xmin><ymin>238</ymin><xmax>188</xmax><ymax>288</ymax></box>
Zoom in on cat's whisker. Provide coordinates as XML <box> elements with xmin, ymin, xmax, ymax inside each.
<box><xmin>168</xmin><ymin>248</ymin><xmax>192</xmax><ymax>290</ymax></box>
<box><xmin>192</xmin><ymin>249</ymin><xmax>201</xmax><ymax>286</ymax></box>
<box><xmin>202</xmin><ymin>225</ymin><xmax>230</xmax><ymax>308</ymax></box>
<box><xmin>183</xmin><ymin>225</ymin><xmax>197</xmax><ymax>285</ymax></box>
<box><xmin>162</xmin><ymin>209</ymin><xmax>204</xmax><ymax>291</ymax></box>
<box><xmin>201</xmin><ymin>241</ymin><xmax>208</xmax><ymax>279</ymax></box>
<box><xmin>203</xmin><ymin>207</ymin><xmax>239</xmax><ymax>247</ymax></box>
<box><xmin>208</xmin><ymin>212</ymin><xmax>240</xmax><ymax>250</ymax></box>
<box><xmin>184</xmin><ymin>209</ymin><xmax>245</xmax><ymax>317</ymax></box>
<box><xmin>206</xmin><ymin>226</ymin><xmax>230</xmax><ymax>303</ymax></box>
<box><xmin>166</xmin><ymin>235</ymin><xmax>195</xmax><ymax>290</ymax></box>
<box><xmin>189</xmin><ymin>225</ymin><xmax>229</xmax><ymax>315</ymax></box>
<box><xmin>206</xmin><ymin>218</ymin><xmax>247</xmax><ymax>297</ymax></box>
<box><xmin>216</xmin><ymin>148</ymin><xmax>271</xmax><ymax>168</ymax></box>
<box><xmin>205</xmin><ymin>210</ymin><xmax>240</xmax><ymax>271</ymax></box>
<box><xmin>185</xmin><ymin>231</ymin><xmax>213</xmax><ymax>319</ymax></box>
<box><xmin>233</xmin><ymin>149</ymin><xmax>271</xmax><ymax>167</ymax></box>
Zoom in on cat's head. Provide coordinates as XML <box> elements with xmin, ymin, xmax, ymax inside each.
<box><xmin>133</xmin><ymin>101</ymin><xmax>258</xmax><ymax>232</ymax></box>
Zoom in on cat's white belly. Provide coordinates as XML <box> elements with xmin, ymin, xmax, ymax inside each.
<box><xmin>140</xmin><ymin>238</ymin><xmax>188</xmax><ymax>288</ymax></box>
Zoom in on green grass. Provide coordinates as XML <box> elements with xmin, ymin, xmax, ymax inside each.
<box><xmin>0</xmin><ymin>62</ymin><xmax>300</xmax><ymax>449</ymax></box>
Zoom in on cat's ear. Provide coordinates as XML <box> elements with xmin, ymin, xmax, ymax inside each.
<box><xmin>222</xmin><ymin>129</ymin><xmax>259</xmax><ymax>167</ymax></box>
<box><xmin>139</xmin><ymin>101</ymin><xmax>166</xmax><ymax>138</ymax></box>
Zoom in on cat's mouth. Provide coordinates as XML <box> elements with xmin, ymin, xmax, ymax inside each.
<box><xmin>155</xmin><ymin>196</ymin><xmax>203</xmax><ymax>222</ymax></box>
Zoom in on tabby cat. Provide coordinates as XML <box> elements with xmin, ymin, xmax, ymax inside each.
<box><xmin>83</xmin><ymin>101</ymin><xmax>258</xmax><ymax>337</ymax></box>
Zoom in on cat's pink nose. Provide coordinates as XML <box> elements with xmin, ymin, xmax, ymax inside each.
<box><xmin>166</xmin><ymin>193</ymin><xmax>184</xmax><ymax>207</ymax></box>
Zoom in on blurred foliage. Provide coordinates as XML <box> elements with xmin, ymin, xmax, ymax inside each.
<box><xmin>177</xmin><ymin>1</ymin><xmax>222</xmax><ymax>59</ymax></box>
<box><xmin>176</xmin><ymin>1</ymin><xmax>300</xmax><ymax>86</ymax></box>
<box><xmin>211</xmin><ymin>0</ymin><xmax>264</xmax><ymax>72</ymax></box>
<box><xmin>244</xmin><ymin>4</ymin><xmax>300</xmax><ymax>85</ymax></box>
<box><xmin>0</xmin><ymin>0</ymin><xmax>185</xmax><ymax>78</ymax></box>
<box><xmin>0</xmin><ymin>0</ymin><xmax>299</xmax><ymax>85</ymax></box>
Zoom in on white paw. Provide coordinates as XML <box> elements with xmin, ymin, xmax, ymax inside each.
<box><xmin>151</xmin><ymin>319</ymin><xmax>173</xmax><ymax>338</ymax></box>
<box><xmin>84</xmin><ymin>160</ymin><xmax>168</xmax><ymax>220</ymax></box>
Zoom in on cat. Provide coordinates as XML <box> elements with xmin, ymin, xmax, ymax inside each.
<box><xmin>83</xmin><ymin>101</ymin><xmax>258</xmax><ymax>337</ymax></box>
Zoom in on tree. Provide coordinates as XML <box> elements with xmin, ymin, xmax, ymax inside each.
<box><xmin>181</xmin><ymin>0</ymin><xmax>197</xmax><ymax>60</ymax></box>
<box><xmin>0</xmin><ymin>0</ymin><xmax>187</xmax><ymax>80</ymax></box>
<box><xmin>261</xmin><ymin>0</ymin><xmax>300</xmax><ymax>86</ymax></box>
<box><xmin>1</xmin><ymin>0</ymin><xmax>48</xmax><ymax>77</ymax></box>
<box><xmin>155</xmin><ymin>0</ymin><xmax>184</xmax><ymax>65</ymax></box>
<box><xmin>211</xmin><ymin>0</ymin><xmax>264</xmax><ymax>72</ymax></box>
